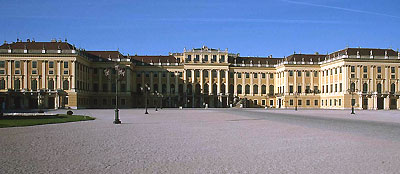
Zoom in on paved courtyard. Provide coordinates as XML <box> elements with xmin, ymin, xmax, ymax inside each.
<box><xmin>1</xmin><ymin>108</ymin><xmax>400</xmax><ymax>173</ymax></box>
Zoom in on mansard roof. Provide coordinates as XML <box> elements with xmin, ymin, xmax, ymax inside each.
<box><xmin>85</xmin><ymin>51</ymin><xmax>123</xmax><ymax>60</ymax></box>
<box><xmin>130</xmin><ymin>55</ymin><xmax>179</xmax><ymax>64</ymax></box>
<box><xmin>328</xmin><ymin>48</ymin><xmax>399</xmax><ymax>58</ymax></box>
<box><xmin>285</xmin><ymin>54</ymin><xmax>327</xmax><ymax>62</ymax></box>
<box><xmin>0</xmin><ymin>41</ymin><xmax>75</xmax><ymax>50</ymax></box>
<box><xmin>232</xmin><ymin>56</ymin><xmax>283</xmax><ymax>65</ymax></box>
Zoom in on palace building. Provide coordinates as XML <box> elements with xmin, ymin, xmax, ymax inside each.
<box><xmin>1</xmin><ymin>39</ymin><xmax>400</xmax><ymax>110</ymax></box>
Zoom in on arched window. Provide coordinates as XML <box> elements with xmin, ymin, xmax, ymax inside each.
<box><xmin>153</xmin><ymin>84</ymin><xmax>158</xmax><ymax>93</ymax></box>
<box><xmin>195</xmin><ymin>84</ymin><xmax>201</xmax><ymax>95</ymax></box>
<box><xmin>350</xmin><ymin>82</ymin><xmax>356</xmax><ymax>92</ymax></box>
<box><xmin>221</xmin><ymin>84</ymin><xmax>226</xmax><ymax>94</ymax></box>
<box><xmin>204</xmin><ymin>84</ymin><xmax>209</xmax><ymax>94</ymax></box>
<box><xmin>170</xmin><ymin>84</ymin><xmax>175</xmax><ymax>94</ymax></box>
<box><xmin>162</xmin><ymin>84</ymin><xmax>167</xmax><ymax>94</ymax></box>
<box><xmin>253</xmin><ymin>85</ymin><xmax>258</xmax><ymax>94</ymax></box>
<box><xmin>363</xmin><ymin>83</ymin><xmax>368</xmax><ymax>93</ymax></box>
<box><xmin>229</xmin><ymin>84</ymin><xmax>234</xmax><ymax>94</ymax></box>
<box><xmin>63</xmin><ymin>80</ymin><xmax>69</xmax><ymax>90</ymax></box>
<box><xmin>212</xmin><ymin>84</ymin><xmax>217</xmax><ymax>95</ymax></box>
<box><xmin>269</xmin><ymin>85</ymin><xmax>274</xmax><ymax>95</ymax></box>
<box><xmin>261</xmin><ymin>85</ymin><xmax>266</xmax><ymax>94</ymax></box>
<box><xmin>245</xmin><ymin>85</ymin><xmax>250</xmax><ymax>94</ymax></box>
<box><xmin>391</xmin><ymin>83</ymin><xmax>396</xmax><ymax>94</ymax></box>
<box><xmin>48</xmin><ymin>79</ymin><xmax>54</xmax><ymax>90</ymax></box>
<box><xmin>0</xmin><ymin>79</ymin><xmax>5</xmax><ymax>89</ymax></box>
<box><xmin>14</xmin><ymin>79</ymin><xmax>20</xmax><ymax>90</ymax></box>
<box><xmin>237</xmin><ymin>84</ymin><xmax>242</xmax><ymax>94</ymax></box>
<box><xmin>377</xmin><ymin>83</ymin><xmax>382</xmax><ymax>93</ymax></box>
<box><xmin>187</xmin><ymin>84</ymin><xmax>192</xmax><ymax>95</ymax></box>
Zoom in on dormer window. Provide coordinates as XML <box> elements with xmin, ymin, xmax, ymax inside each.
<box><xmin>220</xmin><ymin>55</ymin><xmax>225</xmax><ymax>62</ymax></box>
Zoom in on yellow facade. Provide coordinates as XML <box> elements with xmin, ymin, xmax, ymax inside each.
<box><xmin>1</xmin><ymin>41</ymin><xmax>400</xmax><ymax>110</ymax></box>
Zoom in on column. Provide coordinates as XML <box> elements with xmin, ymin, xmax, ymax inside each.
<box><xmin>175</xmin><ymin>72</ymin><xmax>179</xmax><ymax>94</ymax></box>
<box><xmin>294</xmin><ymin>70</ymin><xmax>297</xmax><ymax>93</ymax></box>
<box><xmin>191</xmin><ymin>69</ymin><xmax>195</xmax><ymax>83</ymax></box>
<box><xmin>23</xmin><ymin>60</ymin><xmax>28</xmax><ymax>89</ymax></box>
<box><xmin>7</xmin><ymin>60</ymin><xmax>12</xmax><ymax>88</ymax></box>
<box><xmin>358</xmin><ymin>66</ymin><xmax>362</xmax><ymax>90</ymax></box>
<box><xmin>225</xmin><ymin>70</ymin><xmax>229</xmax><ymax>95</ymax></box>
<box><xmin>310</xmin><ymin>71</ymin><xmax>314</xmax><ymax>92</ymax></box>
<box><xmin>385</xmin><ymin>66</ymin><xmax>389</xmax><ymax>92</ymax></box>
<box><xmin>150</xmin><ymin>72</ymin><xmax>154</xmax><ymax>92</ymax></box>
<box><xmin>126</xmin><ymin>69</ymin><xmax>131</xmax><ymax>92</ymax></box>
<box><xmin>302</xmin><ymin>71</ymin><xmax>305</xmax><ymax>93</ymax></box>
<box><xmin>208</xmin><ymin>70</ymin><xmax>212</xmax><ymax>95</ymax></box>
<box><xmin>242</xmin><ymin>72</ymin><xmax>245</xmax><ymax>95</ymax></box>
<box><xmin>200</xmin><ymin>69</ymin><xmax>204</xmax><ymax>93</ymax></box>
<box><xmin>250</xmin><ymin>72</ymin><xmax>254</xmax><ymax>95</ymax></box>
<box><xmin>42</xmin><ymin>61</ymin><xmax>47</xmax><ymax>89</ymax></box>
<box><xmin>167</xmin><ymin>71</ymin><xmax>171</xmax><ymax>94</ymax></box>
<box><xmin>183</xmin><ymin>70</ymin><xmax>187</xmax><ymax>94</ymax></box>
<box><xmin>258</xmin><ymin>73</ymin><xmax>261</xmax><ymax>96</ymax></box>
<box><xmin>56</xmin><ymin>61</ymin><xmax>61</xmax><ymax>89</ymax></box>
<box><xmin>343</xmin><ymin>66</ymin><xmax>348</xmax><ymax>93</ymax></box>
<box><xmin>266</xmin><ymin>72</ymin><xmax>270</xmax><ymax>94</ymax></box>
<box><xmin>384</xmin><ymin>96</ymin><xmax>390</xmax><ymax>110</ymax></box>
<box><xmin>217</xmin><ymin>70</ymin><xmax>221</xmax><ymax>94</ymax></box>
<box><xmin>99</xmin><ymin>68</ymin><xmax>103</xmax><ymax>91</ymax></box>
<box><xmin>234</xmin><ymin>72</ymin><xmax>238</xmax><ymax>95</ymax></box>
<box><xmin>71</xmin><ymin>61</ymin><xmax>75</xmax><ymax>90</ymax></box>
<box><xmin>158</xmin><ymin>72</ymin><xmax>162</xmax><ymax>93</ymax></box>
<box><xmin>370</xmin><ymin>66</ymin><xmax>374</xmax><ymax>92</ymax></box>
<box><xmin>284</xmin><ymin>71</ymin><xmax>288</xmax><ymax>94</ymax></box>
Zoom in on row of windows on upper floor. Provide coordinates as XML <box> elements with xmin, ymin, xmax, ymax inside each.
<box><xmin>349</xmin><ymin>73</ymin><xmax>397</xmax><ymax>79</ymax></box>
<box><xmin>186</xmin><ymin>55</ymin><xmax>225</xmax><ymax>62</ymax></box>
<box><xmin>0</xmin><ymin>60</ymin><xmax>70</xmax><ymax>75</ymax></box>
<box><xmin>0</xmin><ymin>79</ymin><xmax>70</xmax><ymax>91</ymax></box>
<box><xmin>136</xmin><ymin>71</ymin><xmax>276</xmax><ymax>79</ymax></box>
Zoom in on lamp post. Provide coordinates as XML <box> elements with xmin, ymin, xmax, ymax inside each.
<box><xmin>155</xmin><ymin>91</ymin><xmax>159</xmax><ymax>112</ymax></box>
<box><xmin>104</xmin><ymin>64</ymin><xmax>125</xmax><ymax>124</ymax></box>
<box><xmin>141</xmin><ymin>84</ymin><xmax>150</xmax><ymax>114</ymax></box>
<box><xmin>347</xmin><ymin>79</ymin><xmax>359</xmax><ymax>115</ymax></box>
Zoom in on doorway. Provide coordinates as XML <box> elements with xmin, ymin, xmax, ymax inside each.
<box><xmin>377</xmin><ymin>97</ymin><xmax>384</xmax><ymax>110</ymax></box>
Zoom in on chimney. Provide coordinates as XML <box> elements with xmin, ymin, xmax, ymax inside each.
<box><xmin>27</xmin><ymin>39</ymin><xmax>30</xmax><ymax>42</ymax></box>
<box><xmin>16</xmin><ymin>38</ymin><xmax>20</xmax><ymax>42</ymax></box>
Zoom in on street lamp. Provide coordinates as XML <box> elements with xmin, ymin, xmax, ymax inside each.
<box><xmin>140</xmin><ymin>84</ymin><xmax>150</xmax><ymax>114</ymax></box>
<box><xmin>155</xmin><ymin>91</ymin><xmax>159</xmax><ymax>112</ymax></box>
<box><xmin>104</xmin><ymin>64</ymin><xmax>125</xmax><ymax>124</ymax></box>
<box><xmin>347</xmin><ymin>80</ymin><xmax>359</xmax><ymax>115</ymax></box>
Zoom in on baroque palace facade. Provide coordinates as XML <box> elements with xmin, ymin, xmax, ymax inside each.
<box><xmin>1</xmin><ymin>39</ymin><xmax>400</xmax><ymax>110</ymax></box>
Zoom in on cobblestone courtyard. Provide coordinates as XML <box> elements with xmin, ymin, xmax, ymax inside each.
<box><xmin>1</xmin><ymin>109</ymin><xmax>400</xmax><ymax>173</ymax></box>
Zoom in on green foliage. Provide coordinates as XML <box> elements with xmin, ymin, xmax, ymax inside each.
<box><xmin>0</xmin><ymin>114</ymin><xmax>95</xmax><ymax>128</ymax></box>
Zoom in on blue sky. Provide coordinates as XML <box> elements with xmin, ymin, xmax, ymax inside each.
<box><xmin>1</xmin><ymin>0</ymin><xmax>400</xmax><ymax>57</ymax></box>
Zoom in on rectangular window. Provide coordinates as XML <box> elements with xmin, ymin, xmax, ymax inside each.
<box><xmin>330</xmin><ymin>99</ymin><xmax>332</xmax><ymax>106</ymax></box>
<box><xmin>270</xmin><ymin>73</ymin><xmax>274</xmax><ymax>78</ymax></box>
<box><xmin>195</xmin><ymin>55</ymin><xmax>200</xmax><ymax>61</ymax></box>
<box><xmin>363</xmin><ymin>74</ymin><xmax>367</xmax><ymax>78</ymax></box>
<box><xmin>391</xmin><ymin>67</ymin><xmax>395</xmax><ymax>73</ymax></box>
<box><xmin>297</xmin><ymin>71</ymin><xmax>301</xmax><ymax>77</ymax></box>
<box><xmin>0</xmin><ymin>61</ymin><xmax>4</xmax><ymax>68</ymax></box>
<box><xmin>306</xmin><ymin>86</ymin><xmax>310</xmax><ymax>93</ymax></box>
<box><xmin>238</xmin><ymin>73</ymin><xmax>242</xmax><ymax>78</ymax></box>
<box><xmin>314</xmin><ymin>71</ymin><xmax>318</xmax><ymax>77</ymax></box>
<box><xmin>306</xmin><ymin>71</ymin><xmax>310</xmax><ymax>77</ymax></box>
<box><xmin>246</xmin><ymin>73</ymin><xmax>249</xmax><ymax>78</ymax></box>
<box><xmin>289</xmin><ymin>85</ymin><xmax>293</xmax><ymax>93</ymax></box>
<box><xmin>321</xmin><ymin>100</ymin><xmax>324</xmax><ymax>106</ymax></box>
<box><xmin>335</xmin><ymin>84</ymin><xmax>338</xmax><ymax>92</ymax></box>
<box><xmin>377</xmin><ymin>66</ymin><xmax>381</xmax><ymax>73</ymax></box>
<box><xmin>204</xmin><ymin>55</ymin><xmax>208</xmax><ymax>61</ymax></box>
<box><xmin>351</xmin><ymin>66</ymin><xmax>355</xmax><ymax>72</ymax></box>
<box><xmin>363</xmin><ymin>66</ymin><xmax>368</xmax><ymax>73</ymax></box>
<box><xmin>270</xmin><ymin>100</ymin><xmax>274</xmax><ymax>106</ymax></box>
<box><xmin>32</xmin><ymin>70</ymin><xmax>37</xmax><ymax>74</ymax></box>
<box><xmin>262</xmin><ymin>99</ymin><xmax>266</xmax><ymax>106</ymax></box>
<box><xmin>49</xmin><ymin>61</ymin><xmax>54</xmax><ymax>68</ymax></box>
<box><xmin>314</xmin><ymin>100</ymin><xmax>318</xmax><ymax>106</ymax></box>
<box><xmin>15</xmin><ymin>61</ymin><xmax>20</xmax><ymax>68</ymax></box>
<box><xmin>351</xmin><ymin>74</ymin><xmax>355</xmax><ymax>78</ymax></box>
<box><xmin>64</xmin><ymin>70</ymin><xmax>69</xmax><ymax>75</ymax></box>
<box><xmin>0</xmin><ymin>70</ymin><xmax>4</xmax><ymax>74</ymax></box>
<box><xmin>340</xmin><ymin>83</ymin><xmax>342</xmax><ymax>92</ymax></box>
<box><xmin>391</xmin><ymin>74</ymin><xmax>395</xmax><ymax>79</ymax></box>
<box><xmin>298</xmin><ymin>100</ymin><xmax>302</xmax><ymax>105</ymax></box>
<box><xmin>254</xmin><ymin>73</ymin><xmax>258</xmax><ymax>78</ymax></box>
<box><xmin>254</xmin><ymin>100</ymin><xmax>258</xmax><ymax>105</ymax></box>
<box><xmin>64</xmin><ymin>62</ymin><xmax>69</xmax><ymax>68</ymax></box>
<box><xmin>289</xmin><ymin>71</ymin><xmax>293</xmax><ymax>76</ymax></box>
<box><xmin>290</xmin><ymin>99</ymin><xmax>293</xmax><ymax>105</ymax></box>
<box><xmin>377</xmin><ymin>74</ymin><xmax>382</xmax><ymax>79</ymax></box>
<box><xmin>334</xmin><ymin>99</ymin><xmax>337</xmax><ymax>106</ymax></box>
<box><xmin>339</xmin><ymin>99</ymin><xmax>342</xmax><ymax>106</ymax></box>
<box><xmin>15</xmin><ymin>70</ymin><xmax>20</xmax><ymax>74</ymax></box>
<box><xmin>212</xmin><ymin>55</ymin><xmax>217</xmax><ymax>62</ymax></box>
<box><xmin>49</xmin><ymin>70</ymin><xmax>54</xmax><ymax>75</ymax></box>
<box><xmin>32</xmin><ymin>61</ymin><xmax>37</xmax><ymax>68</ymax></box>
<box><xmin>297</xmin><ymin>86</ymin><xmax>302</xmax><ymax>93</ymax></box>
<box><xmin>230</xmin><ymin>72</ymin><xmax>234</xmax><ymax>78</ymax></box>
<box><xmin>335</xmin><ymin>68</ymin><xmax>337</xmax><ymax>74</ymax></box>
<box><xmin>262</xmin><ymin>73</ymin><xmax>266</xmax><ymax>78</ymax></box>
<box><xmin>187</xmin><ymin>55</ymin><xmax>191</xmax><ymax>61</ymax></box>
<box><xmin>145</xmin><ymin>72</ymin><xmax>150</xmax><ymax>77</ymax></box>
<box><xmin>340</xmin><ymin>67</ymin><xmax>342</xmax><ymax>73</ymax></box>
<box><xmin>220</xmin><ymin>55</ymin><xmax>225</xmax><ymax>62</ymax></box>
<box><xmin>306</xmin><ymin>100</ymin><xmax>310</xmax><ymax>106</ymax></box>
